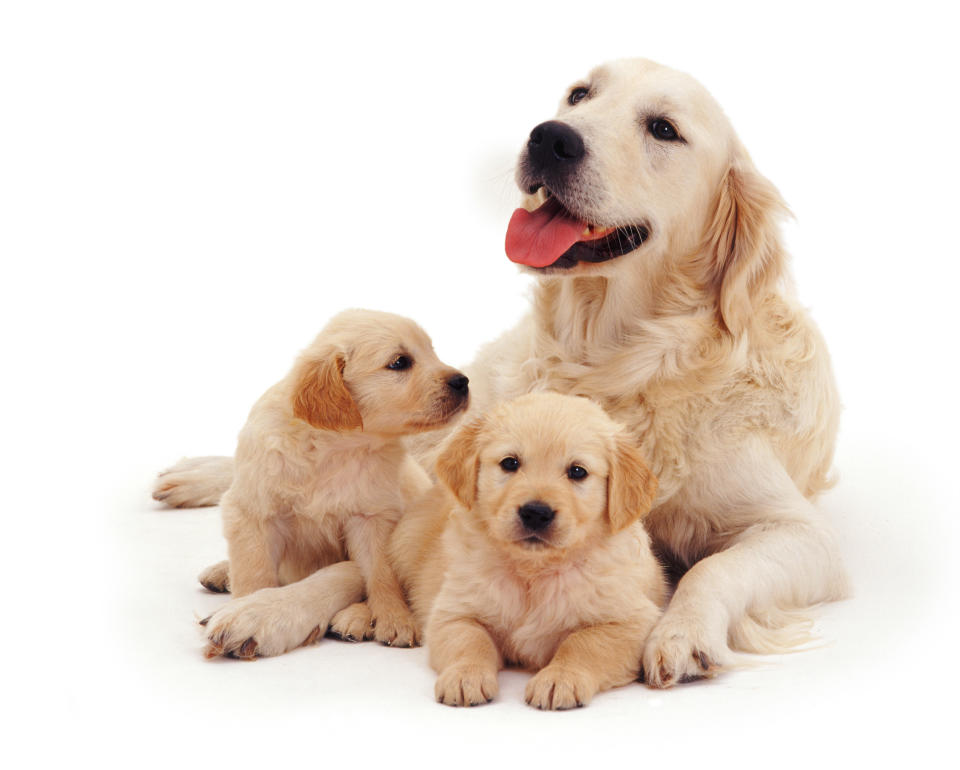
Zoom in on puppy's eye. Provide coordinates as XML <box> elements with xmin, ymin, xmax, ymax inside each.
<box><xmin>567</xmin><ymin>464</ymin><xmax>588</xmax><ymax>481</ymax></box>
<box><xmin>649</xmin><ymin>119</ymin><xmax>680</xmax><ymax>141</ymax></box>
<box><xmin>499</xmin><ymin>456</ymin><xmax>520</xmax><ymax>473</ymax></box>
<box><xmin>387</xmin><ymin>355</ymin><xmax>413</xmax><ymax>371</ymax></box>
<box><xmin>568</xmin><ymin>87</ymin><xmax>589</xmax><ymax>106</ymax></box>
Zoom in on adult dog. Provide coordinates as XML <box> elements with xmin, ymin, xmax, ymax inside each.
<box><xmin>155</xmin><ymin>58</ymin><xmax>847</xmax><ymax>687</ymax></box>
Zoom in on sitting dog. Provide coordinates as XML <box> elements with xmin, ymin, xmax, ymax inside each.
<box><xmin>196</xmin><ymin>309</ymin><xmax>469</xmax><ymax>656</ymax></box>
<box><xmin>391</xmin><ymin>392</ymin><xmax>665</xmax><ymax>709</ymax></box>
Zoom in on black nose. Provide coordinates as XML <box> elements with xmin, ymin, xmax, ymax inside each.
<box><xmin>518</xmin><ymin>501</ymin><xmax>556</xmax><ymax>532</ymax></box>
<box><xmin>446</xmin><ymin>373</ymin><xmax>469</xmax><ymax>395</ymax></box>
<box><xmin>527</xmin><ymin>121</ymin><xmax>585</xmax><ymax>172</ymax></box>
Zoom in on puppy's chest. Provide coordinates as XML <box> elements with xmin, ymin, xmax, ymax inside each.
<box><xmin>286</xmin><ymin>444</ymin><xmax>402</xmax><ymax>517</ymax></box>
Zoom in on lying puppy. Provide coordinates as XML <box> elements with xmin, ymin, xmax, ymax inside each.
<box><xmin>391</xmin><ymin>392</ymin><xmax>665</xmax><ymax>709</ymax></box>
<box><xmin>200</xmin><ymin>309</ymin><xmax>469</xmax><ymax>656</ymax></box>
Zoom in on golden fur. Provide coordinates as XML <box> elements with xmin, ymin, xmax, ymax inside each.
<box><xmin>391</xmin><ymin>393</ymin><xmax>665</xmax><ymax>709</ymax></box>
<box><xmin>155</xmin><ymin>58</ymin><xmax>848</xmax><ymax>687</ymax></box>
<box><xmin>191</xmin><ymin>309</ymin><xmax>468</xmax><ymax>657</ymax></box>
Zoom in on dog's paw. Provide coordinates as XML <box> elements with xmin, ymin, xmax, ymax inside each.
<box><xmin>329</xmin><ymin>602</ymin><xmax>374</xmax><ymax>642</ymax></box>
<box><xmin>370</xmin><ymin>604</ymin><xmax>420</xmax><ymax>648</ymax></box>
<box><xmin>435</xmin><ymin>664</ymin><xmax>498</xmax><ymax>707</ymax></box>
<box><xmin>200</xmin><ymin>587</ymin><xmax>324</xmax><ymax>659</ymax></box>
<box><xmin>152</xmin><ymin>456</ymin><xmax>231</xmax><ymax>508</ymax></box>
<box><xmin>198</xmin><ymin>560</ymin><xmax>230</xmax><ymax>593</ymax></box>
<box><xmin>524</xmin><ymin>665</ymin><xmax>596</xmax><ymax>710</ymax></box>
<box><xmin>641</xmin><ymin>614</ymin><xmax>725</xmax><ymax>688</ymax></box>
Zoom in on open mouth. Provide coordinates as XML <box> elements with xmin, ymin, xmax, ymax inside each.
<box><xmin>505</xmin><ymin>192</ymin><xmax>649</xmax><ymax>271</ymax></box>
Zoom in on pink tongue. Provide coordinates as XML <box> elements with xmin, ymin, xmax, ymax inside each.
<box><xmin>505</xmin><ymin>197</ymin><xmax>587</xmax><ymax>268</ymax></box>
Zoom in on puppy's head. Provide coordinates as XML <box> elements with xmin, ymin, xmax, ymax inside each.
<box><xmin>436</xmin><ymin>393</ymin><xmax>657</xmax><ymax>564</ymax></box>
<box><xmin>290</xmin><ymin>309</ymin><xmax>468</xmax><ymax>435</ymax></box>
<box><xmin>507</xmin><ymin>59</ymin><xmax>787</xmax><ymax>334</ymax></box>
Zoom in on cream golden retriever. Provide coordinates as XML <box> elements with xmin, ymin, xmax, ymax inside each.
<box><xmin>180</xmin><ymin>309</ymin><xmax>468</xmax><ymax>656</ymax></box>
<box><xmin>154</xmin><ymin>58</ymin><xmax>847</xmax><ymax>687</ymax></box>
<box><xmin>391</xmin><ymin>392</ymin><xmax>665</xmax><ymax>709</ymax></box>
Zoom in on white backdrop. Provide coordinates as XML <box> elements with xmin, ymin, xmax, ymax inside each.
<box><xmin>2</xmin><ymin>1</ymin><xmax>957</xmax><ymax>767</ymax></box>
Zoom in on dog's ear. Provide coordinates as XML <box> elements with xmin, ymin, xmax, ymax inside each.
<box><xmin>291</xmin><ymin>346</ymin><xmax>363</xmax><ymax>431</ymax></box>
<box><xmin>707</xmin><ymin>157</ymin><xmax>789</xmax><ymax>336</ymax></box>
<box><xmin>607</xmin><ymin>433</ymin><xmax>658</xmax><ymax>533</ymax></box>
<box><xmin>435</xmin><ymin>415</ymin><xmax>486</xmax><ymax>508</ymax></box>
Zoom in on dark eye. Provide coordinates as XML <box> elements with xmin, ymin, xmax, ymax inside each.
<box><xmin>387</xmin><ymin>355</ymin><xmax>413</xmax><ymax>371</ymax></box>
<box><xmin>499</xmin><ymin>456</ymin><xmax>520</xmax><ymax>472</ymax></box>
<box><xmin>567</xmin><ymin>464</ymin><xmax>588</xmax><ymax>481</ymax></box>
<box><xmin>649</xmin><ymin>119</ymin><xmax>680</xmax><ymax>141</ymax></box>
<box><xmin>568</xmin><ymin>87</ymin><xmax>589</xmax><ymax>106</ymax></box>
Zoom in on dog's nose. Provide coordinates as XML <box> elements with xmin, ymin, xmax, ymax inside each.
<box><xmin>518</xmin><ymin>501</ymin><xmax>556</xmax><ymax>532</ymax></box>
<box><xmin>527</xmin><ymin>121</ymin><xmax>585</xmax><ymax>171</ymax></box>
<box><xmin>446</xmin><ymin>373</ymin><xmax>469</xmax><ymax>395</ymax></box>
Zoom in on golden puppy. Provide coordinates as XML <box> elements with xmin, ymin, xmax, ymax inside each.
<box><xmin>391</xmin><ymin>392</ymin><xmax>665</xmax><ymax>709</ymax></box>
<box><xmin>198</xmin><ymin>309</ymin><xmax>468</xmax><ymax>657</ymax></box>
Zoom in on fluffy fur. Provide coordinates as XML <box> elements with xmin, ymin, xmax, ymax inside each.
<box><xmin>154</xmin><ymin>59</ymin><xmax>848</xmax><ymax>686</ymax></box>
<box><xmin>390</xmin><ymin>393</ymin><xmax>665</xmax><ymax>709</ymax></box>
<box><xmin>189</xmin><ymin>309</ymin><xmax>468</xmax><ymax>657</ymax></box>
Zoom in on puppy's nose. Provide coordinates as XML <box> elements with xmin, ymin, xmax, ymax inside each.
<box><xmin>446</xmin><ymin>373</ymin><xmax>469</xmax><ymax>395</ymax></box>
<box><xmin>518</xmin><ymin>501</ymin><xmax>556</xmax><ymax>532</ymax></box>
<box><xmin>527</xmin><ymin>121</ymin><xmax>585</xmax><ymax>171</ymax></box>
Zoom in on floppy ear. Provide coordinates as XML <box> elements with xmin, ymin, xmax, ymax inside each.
<box><xmin>291</xmin><ymin>346</ymin><xmax>363</xmax><ymax>431</ymax></box>
<box><xmin>707</xmin><ymin>158</ymin><xmax>789</xmax><ymax>336</ymax></box>
<box><xmin>435</xmin><ymin>415</ymin><xmax>486</xmax><ymax>508</ymax></box>
<box><xmin>607</xmin><ymin>434</ymin><xmax>658</xmax><ymax>533</ymax></box>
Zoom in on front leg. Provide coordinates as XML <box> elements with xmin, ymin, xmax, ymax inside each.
<box><xmin>643</xmin><ymin>448</ymin><xmax>849</xmax><ymax>688</ymax></box>
<box><xmin>344</xmin><ymin>513</ymin><xmax>418</xmax><ymax>647</ymax></box>
<box><xmin>222</xmin><ymin>498</ymin><xmax>279</xmax><ymax>598</ymax></box>
<box><xmin>428</xmin><ymin>614</ymin><xmax>501</xmax><ymax>707</ymax></box>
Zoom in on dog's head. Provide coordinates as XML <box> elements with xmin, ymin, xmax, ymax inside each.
<box><xmin>507</xmin><ymin>58</ymin><xmax>788</xmax><ymax>335</ymax></box>
<box><xmin>436</xmin><ymin>392</ymin><xmax>657</xmax><ymax>565</ymax></box>
<box><xmin>289</xmin><ymin>309</ymin><xmax>469</xmax><ymax>434</ymax></box>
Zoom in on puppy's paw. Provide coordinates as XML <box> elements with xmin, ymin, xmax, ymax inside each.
<box><xmin>524</xmin><ymin>665</ymin><xmax>596</xmax><ymax>710</ymax></box>
<box><xmin>435</xmin><ymin>664</ymin><xmax>498</xmax><ymax>707</ymax></box>
<box><xmin>198</xmin><ymin>560</ymin><xmax>230</xmax><ymax>593</ymax></box>
<box><xmin>152</xmin><ymin>456</ymin><xmax>231</xmax><ymax>508</ymax></box>
<box><xmin>370</xmin><ymin>603</ymin><xmax>420</xmax><ymax>648</ymax></box>
<box><xmin>200</xmin><ymin>587</ymin><xmax>324</xmax><ymax>659</ymax></box>
<box><xmin>329</xmin><ymin>602</ymin><xmax>374</xmax><ymax>642</ymax></box>
<box><xmin>641</xmin><ymin>614</ymin><xmax>726</xmax><ymax>688</ymax></box>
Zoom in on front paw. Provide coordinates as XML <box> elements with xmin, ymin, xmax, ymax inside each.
<box><xmin>329</xmin><ymin>602</ymin><xmax>375</xmax><ymax>642</ymax></box>
<box><xmin>201</xmin><ymin>587</ymin><xmax>324</xmax><ymax>659</ymax></box>
<box><xmin>524</xmin><ymin>665</ymin><xmax>597</xmax><ymax>710</ymax></box>
<box><xmin>370</xmin><ymin>603</ymin><xmax>420</xmax><ymax>648</ymax></box>
<box><xmin>198</xmin><ymin>560</ymin><xmax>230</xmax><ymax>593</ymax></box>
<box><xmin>435</xmin><ymin>664</ymin><xmax>499</xmax><ymax>707</ymax></box>
<box><xmin>641</xmin><ymin>614</ymin><xmax>725</xmax><ymax>688</ymax></box>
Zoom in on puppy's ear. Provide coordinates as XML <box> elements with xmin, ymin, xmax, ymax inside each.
<box><xmin>707</xmin><ymin>157</ymin><xmax>789</xmax><ymax>336</ymax></box>
<box><xmin>435</xmin><ymin>415</ymin><xmax>486</xmax><ymax>508</ymax></box>
<box><xmin>607</xmin><ymin>434</ymin><xmax>658</xmax><ymax>533</ymax></box>
<box><xmin>291</xmin><ymin>346</ymin><xmax>363</xmax><ymax>431</ymax></box>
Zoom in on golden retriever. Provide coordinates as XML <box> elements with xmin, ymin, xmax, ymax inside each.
<box><xmin>391</xmin><ymin>393</ymin><xmax>665</xmax><ymax>709</ymax></box>
<box><xmin>154</xmin><ymin>58</ymin><xmax>848</xmax><ymax>686</ymax></box>
<box><xmin>189</xmin><ymin>309</ymin><xmax>469</xmax><ymax>657</ymax></box>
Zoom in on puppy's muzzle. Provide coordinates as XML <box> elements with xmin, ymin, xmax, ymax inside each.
<box><xmin>518</xmin><ymin>500</ymin><xmax>556</xmax><ymax>533</ymax></box>
<box><xmin>446</xmin><ymin>373</ymin><xmax>469</xmax><ymax>399</ymax></box>
<box><xmin>526</xmin><ymin>121</ymin><xmax>584</xmax><ymax>184</ymax></box>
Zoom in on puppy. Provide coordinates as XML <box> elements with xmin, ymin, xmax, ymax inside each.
<box><xmin>391</xmin><ymin>392</ymin><xmax>665</xmax><ymax>709</ymax></box>
<box><xmin>201</xmin><ymin>309</ymin><xmax>468</xmax><ymax>655</ymax></box>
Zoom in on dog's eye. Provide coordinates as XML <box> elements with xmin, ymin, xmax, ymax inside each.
<box><xmin>387</xmin><ymin>355</ymin><xmax>413</xmax><ymax>371</ymax></box>
<box><xmin>568</xmin><ymin>87</ymin><xmax>589</xmax><ymax>106</ymax></box>
<box><xmin>649</xmin><ymin>119</ymin><xmax>680</xmax><ymax>141</ymax></box>
<box><xmin>567</xmin><ymin>464</ymin><xmax>588</xmax><ymax>481</ymax></box>
<box><xmin>499</xmin><ymin>456</ymin><xmax>520</xmax><ymax>472</ymax></box>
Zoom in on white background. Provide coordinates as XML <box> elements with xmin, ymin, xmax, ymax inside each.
<box><xmin>2</xmin><ymin>1</ymin><xmax>958</xmax><ymax>767</ymax></box>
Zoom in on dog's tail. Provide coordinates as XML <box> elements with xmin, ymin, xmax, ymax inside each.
<box><xmin>152</xmin><ymin>455</ymin><xmax>234</xmax><ymax>508</ymax></box>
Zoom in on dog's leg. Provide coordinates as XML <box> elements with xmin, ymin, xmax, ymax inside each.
<box><xmin>223</xmin><ymin>502</ymin><xmax>280</xmax><ymax>598</ymax></box>
<box><xmin>643</xmin><ymin>450</ymin><xmax>848</xmax><ymax>688</ymax></box>
<box><xmin>344</xmin><ymin>514</ymin><xmax>419</xmax><ymax>647</ymax></box>
<box><xmin>526</xmin><ymin>600</ymin><xmax>661</xmax><ymax>709</ymax></box>
<box><xmin>201</xmin><ymin>560</ymin><xmax>364</xmax><ymax>658</ymax></box>
<box><xmin>152</xmin><ymin>455</ymin><xmax>235</xmax><ymax>508</ymax></box>
<box><xmin>429</xmin><ymin>615</ymin><xmax>502</xmax><ymax>707</ymax></box>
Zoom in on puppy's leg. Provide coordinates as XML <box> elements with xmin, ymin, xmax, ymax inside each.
<box><xmin>525</xmin><ymin>600</ymin><xmax>661</xmax><ymax>710</ymax></box>
<box><xmin>202</xmin><ymin>560</ymin><xmax>364</xmax><ymax>658</ymax></box>
<box><xmin>429</xmin><ymin>616</ymin><xmax>501</xmax><ymax>707</ymax></box>
<box><xmin>223</xmin><ymin>502</ymin><xmax>279</xmax><ymax>598</ymax></box>
<box><xmin>344</xmin><ymin>514</ymin><xmax>418</xmax><ymax>647</ymax></box>
<box><xmin>152</xmin><ymin>456</ymin><xmax>234</xmax><ymax>508</ymax></box>
<box><xmin>643</xmin><ymin>452</ymin><xmax>848</xmax><ymax>688</ymax></box>
<box><xmin>198</xmin><ymin>559</ymin><xmax>230</xmax><ymax>593</ymax></box>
